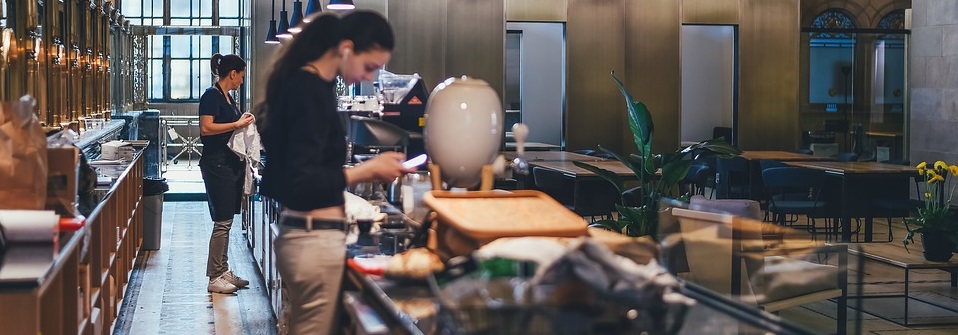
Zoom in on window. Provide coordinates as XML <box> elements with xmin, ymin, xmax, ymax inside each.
<box><xmin>123</xmin><ymin>0</ymin><xmax>247</xmax><ymax>102</ymax></box>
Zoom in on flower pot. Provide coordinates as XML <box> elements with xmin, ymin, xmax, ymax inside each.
<box><xmin>920</xmin><ymin>232</ymin><xmax>955</xmax><ymax>262</ymax></box>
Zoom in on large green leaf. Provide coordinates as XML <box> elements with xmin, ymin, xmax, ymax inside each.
<box><xmin>615</xmin><ymin>204</ymin><xmax>657</xmax><ymax>238</ymax></box>
<box><xmin>680</xmin><ymin>138</ymin><xmax>742</xmax><ymax>158</ymax></box>
<box><xmin>597</xmin><ymin>145</ymin><xmax>646</xmax><ymax>178</ymax></box>
<box><xmin>573</xmin><ymin>161</ymin><xmax>626</xmax><ymax>194</ymax></box>
<box><xmin>612</xmin><ymin>72</ymin><xmax>654</xmax><ymax>152</ymax></box>
<box><xmin>660</xmin><ymin>159</ymin><xmax>693</xmax><ymax>194</ymax></box>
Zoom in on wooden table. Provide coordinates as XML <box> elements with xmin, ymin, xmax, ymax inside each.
<box><xmin>740</xmin><ymin>150</ymin><xmax>836</xmax><ymax>162</ymax></box>
<box><xmin>838</xmin><ymin>242</ymin><xmax>958</xmax><ymax>326</ymax></box>
<box><xmin>530</xmin><ymin>160</ymin><xmax>638</xmax><ymax>179</ymax></box>
<box><xmin>787</xmin><ymin>161</ymin><xmax>919</xmax><ymax>242</ymax></box>
<box><xmin>732</xmin><ymin>151</ymin><xmax>835</xmax><ymax>201</ymax></box>
<box><xmin>501</xmin><ymin>151</ymin><xmax>606</xmax><ymax>162</ymax></box>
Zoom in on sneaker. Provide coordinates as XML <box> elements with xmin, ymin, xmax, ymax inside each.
<box><xmin>222</xmin><ymin>270</ymin><xmax>250</xmax><ymax>288</ymax></box>
<box><xmin>208</xmin><ymin>275</ymin><xmax>239</xmax><ymax>294</ymax></box>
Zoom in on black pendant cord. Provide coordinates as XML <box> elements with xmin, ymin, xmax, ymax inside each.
<box><xmin>271</xmin><ymin>0</ymin><xmax>276</xmax><ymax>20</ymax></box>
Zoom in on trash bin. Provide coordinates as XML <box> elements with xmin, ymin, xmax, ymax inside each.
<box><xmin>142</xmin><ymin>178</ymin><xmax>169</xmax><ymax>250</ymax></box>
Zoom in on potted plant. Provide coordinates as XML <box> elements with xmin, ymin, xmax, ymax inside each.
<box><xmin>903</xmin><ymin>161</ymin><xmax>958</xmax><ymax>261</ymax></box>
<box><xmin>573</xmin><ymin>72</ymin><xmax>740</xmax><ymax>240</ymax></box>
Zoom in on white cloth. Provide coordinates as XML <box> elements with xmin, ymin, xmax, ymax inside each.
<box><xmin>228</xmin><ymin>122</ymin><xmax>263</xmax><ymax>195</ymax></box>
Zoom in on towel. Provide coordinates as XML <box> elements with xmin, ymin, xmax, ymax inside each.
<box><xmin>228</xmin><ymin>122</ymin><xmax>263</xmax><ymax>195</ymax></box>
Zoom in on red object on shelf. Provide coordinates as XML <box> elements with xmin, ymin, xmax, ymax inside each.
<box><xmin>59</xmin><ymin>215</ymin><xmax>86</xmax><ymax>232</ymax></box>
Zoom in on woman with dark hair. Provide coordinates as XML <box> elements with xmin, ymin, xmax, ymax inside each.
<box><xmin>257</xmin><ymin>11</ymin><xmax>407</xmax><ymax>334</ymax></box>
<box><xmin>199</xmin><ymin>53</ymin><xmax>253</xmax><ymax>294</ymax></box>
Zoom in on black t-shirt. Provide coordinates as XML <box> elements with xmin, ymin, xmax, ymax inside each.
<box><xmin>198</xmin><ymin>84</ymin><xmax>241</xmax><ymax>160</ymax></box>
<box><xmin>259</xmin><ymin>70</ymin><xmax>347</xmax><ymax>211</ymax></box>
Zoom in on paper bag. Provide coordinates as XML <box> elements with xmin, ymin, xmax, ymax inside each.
<box><xmin>0</xmin><ymin>96</ymin><xmax>48</xmax><ymax>209</ymax></box>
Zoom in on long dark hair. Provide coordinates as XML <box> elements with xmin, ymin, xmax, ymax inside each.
<box><xmin>256</xmin><ymin>10</ymin><xmax>394</xmax><ymax>131</ymax></box>
<box><xmin>211</xmin><ymin>53</ymin><xmax>246</xmax><ymax>78</ymax></box>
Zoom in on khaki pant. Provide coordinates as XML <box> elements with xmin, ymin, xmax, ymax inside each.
<box><xmin>206</xmin><ymin>218</ymin><xmax>233</xmax><ymax>278</ymax></box>
<box><xmin>275</xmin><ymin>224</ymin><xmax>347</xmax><ymax>335</ymax></box>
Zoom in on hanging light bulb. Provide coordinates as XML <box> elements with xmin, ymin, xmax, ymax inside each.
<box><xmin>265</xmin><ymin>0</ymin><xmax>280</xmax><ymax>44</ymax></box>
<box><xmin>277</xmin><ymin>0</ymin><xmax>292</xmax><ymax>39</ymax></box>
<box><xmin>288</xmin><ymin>0</ymin><xmax>304</xmax><ymax>33</ymax></box>
<box><xmin>327</xmin><ymin>0</ymin><xmax>355</xmax><ymax>10</ymax></box>
<box><xmin>303</xmin><ymin>0</ymin><xmax>322</xmax><ymax>23</ymax></box>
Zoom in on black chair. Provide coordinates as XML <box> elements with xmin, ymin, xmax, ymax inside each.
<box><xmin>680</xmin><ymin>164</ymin><xmax>713</xmax><ymax>197</ymax></box>
<box><xmin>716</xmin><ymin>156</ymin><xmax>750</xmax><ymax>199</ymax></box>
<box><xmin>793</xmin><ymin>148</ymin><xmax>813</xmax><ymax>155</ymax></box>
<box><xmin>763</xmin><ymin>167</ymin><xmax>831</xmax><ymax>239</ymax></box>
<box><xmin>831</xmin><ymin>152</ymin><xmax>859</xmax><ymax>162</ymax></box>
<box><xmin>870</xmin><ymin>159</ymin><xmax>923</xmax><ymax>242</ymax></box>
<box><xmin>713</xmin><ymin>126</ymin><xmax>733</xmax><ymax>144</ymax></box>
<box><xmin>759</xmin><ymin>159</ymin><xmax>788</xmax><ymax>171</ymax></box>
<box><xmin>532</xmin><ymin>166</ymin><xmax>617</xmax><ymax>219</ymax></box>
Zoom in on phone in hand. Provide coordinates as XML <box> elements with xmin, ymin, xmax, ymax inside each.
<box><xmin>402</xmin><ymin>154</ymin><xmax>428</xmax><ymax>169</ymax></box>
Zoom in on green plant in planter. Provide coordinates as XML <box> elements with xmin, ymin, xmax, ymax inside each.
<box><xmin>573</xmin><ymin>72</ymin><xmax>741</xmax><ymax>240</ymax></box>
<box><xmin>903</xmin><ymin>161</ymin><xmax>958</xmax><ymax>254</ymax></box>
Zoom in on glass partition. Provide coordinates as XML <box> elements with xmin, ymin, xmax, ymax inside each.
<box><xmin>800</xmin><ymin>9</ymin><xmax>908</xmax><ymax>162</ymax></box>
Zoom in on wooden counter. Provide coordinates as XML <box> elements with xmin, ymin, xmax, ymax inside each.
<box><xmin>0</xmin><ymin>152</ymin><xmax>144</xmax><ymax>335</ymax></box>
<box><xmin>739</xmin><ymin>150</ymin><xmax>835</xmax><ymax>162</ymax></box>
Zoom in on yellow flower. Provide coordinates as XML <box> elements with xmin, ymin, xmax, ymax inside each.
<box><xmin>917</xmin><ymin>162</ymin><xmax>928</xmax><ymax>170</ymax></box>
<box><xmin>927</xmin><ymin>170</ymin><xmax>944</xmax><ymax>183</ymax></box>
<box><xmin>935</xmin><ymin>174</ymin><xmax>946</xmax><ymax>182</ymax></box>
<box><xmin>950</xmin><ymin>165</ymin><xmax>958</xmax><ymax>177</ymax></box>
<box><xmin>935</xmin><ymin>161</ymin><xmax>948</xmax><ymax>170</ymax></box>
<box><xmin>925</xmin><ymin>192</ymin><xmax>932</xmax><ymax>198</ymax></box>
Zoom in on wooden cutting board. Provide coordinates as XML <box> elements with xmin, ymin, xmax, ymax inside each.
<box><xmin>423</xmin><ymin>190</ymin><xmax>589</xmax><ymax>241</ymax></box>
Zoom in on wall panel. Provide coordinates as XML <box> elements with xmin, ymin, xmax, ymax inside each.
<box><xmin>626</xmin><ymin>0</ymin><xmax>681</xmax><ymax>153</ymax></box>
<box><xmin>739</xmin><ymin>0</ymin><xmax>801</xmax><ymax>150</ymax></box>
<box><xmin>681</xmin><ymin>0</ymin><xmax>739</xmax><ymax>25</ymax></box>
<box><xmin>566</xmin><ymin>0</ymin><xmax>626</xmax><ymax>152</ymax></box>
<box><xmin>385</xmin><ymin>0</ymin><xmax>447</xmax><ymax>91</ymax></box>
<box><xmin>445</xmin><ymin>0</ymin><xmax>505</xmax><ymax>97</ymax></box>
<box><xmin>506</xmin><ymin>0</ymin><xmax>568</xmax><ymax>22</ymax></box>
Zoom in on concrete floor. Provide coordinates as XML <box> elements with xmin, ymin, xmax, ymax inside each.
<box><xmin>114</xmin><ymin>200</ymin><xmax>958</xmax><ymax>334</ymax></box>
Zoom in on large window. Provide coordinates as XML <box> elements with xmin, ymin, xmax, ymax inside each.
<box><xmin>123</xmin><ymin>0</ymin><xmax>247</xmax><ymax>102</ymax></box>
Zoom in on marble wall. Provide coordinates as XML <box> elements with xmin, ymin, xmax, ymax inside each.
<box><xmin>909</xmin><ymin>0</ymin><xmax>958</xmax><ymax>165</ymax></box>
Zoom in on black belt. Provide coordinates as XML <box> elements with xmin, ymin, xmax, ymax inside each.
<box><xmin>279</xmin><ymin>215</ymin><xmax>348</xmax><ymax>231</ymax></box>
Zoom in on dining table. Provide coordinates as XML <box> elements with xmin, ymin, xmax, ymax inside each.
<box><xmin>501</xmin><ymin>151</ymin><xmax>607</xmax><ymax>162</ymax></box>
<box><xmin>784</xmin><ymin>161</ymin><xmax>919</xmax><ymax>242</ymax></box>
<box><xmin>732</xmin><ymin>151</ymin><xmax>836</xmax><ymax>201</ymax></box>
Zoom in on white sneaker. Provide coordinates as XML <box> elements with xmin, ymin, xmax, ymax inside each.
<box><xmin>222</xmin><ymin>270</ymin><xmax>249</xmax><ymax>288</ymax></box>
<box><xmin>208</xmin><ymin>275</ymin><xmax>239</xmax><ymax>294</ymax></box>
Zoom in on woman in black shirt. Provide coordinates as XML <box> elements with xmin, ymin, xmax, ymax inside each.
<box><xmin>257</xmin><ymin>11</ymin><xmax>408</xmax><ymax>335</ymax></box>
<box><xmin>198</xmin><ymin>53</ymin><xmax>254</xmax><ymax>294</ymax></box>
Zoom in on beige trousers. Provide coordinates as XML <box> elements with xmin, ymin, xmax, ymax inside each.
<box><xmin>274</xmin><ymin>224</ymin><xmax>347</xmax><ymax>335</ymax></box>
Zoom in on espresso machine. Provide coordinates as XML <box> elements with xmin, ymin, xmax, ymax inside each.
<box><xmin>379</xmin><ymin>71</ymin><xmax>428</xmax><ymax>162</ymax></box>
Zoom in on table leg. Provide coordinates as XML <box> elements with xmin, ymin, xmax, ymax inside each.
<box><xmin>951</xmin><ymin>269</ymin><xmax>957</xmax><ymax>287</ymax></box>
<box><xmin>904</xmin><ymin>268</ymin><xmax>910</xmax><ymax>326</ymax></box>
<box><xmin>864</xmin><ymin>216</ymin><xmax>873</xmax><ymax>242</ymax></box>
<box><xmin>841</xmin><ymin>175</ymin><xmax>852</xmax><ymax>242</ymax></box>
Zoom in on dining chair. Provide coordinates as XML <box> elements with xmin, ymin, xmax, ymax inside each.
<box><xmin>869</xmin><ymin>159</ymin><xmax>923</xmax><ymax>242</ymax></box>
<box><xmin>716</xmin><ymin>156</ymin><xmax>750</xmax><ymax>199</ymax></box>
<box><xmin>532</xmin><ymin>166</ymin><xmax>617</xmax><ymax>220</ymax></box>
<box><xmin>762</xmin><ymin>167</ymin><xmax>831</xmax><ymax>238</ymax></box>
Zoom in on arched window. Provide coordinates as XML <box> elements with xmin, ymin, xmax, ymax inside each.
<box><xmin>807</xmin><ymin>9</ymin><xmax>857</xmax><ymax>106</ymax></box>
<box><xmin>878</xmin><ymin>9</ymin><xmax>906</xmax><ymax>39</ymax></box>
<box><xmin>810</xmin><ymin>9</ymin><xmax>856</xmax><ymax>39</ymax></box>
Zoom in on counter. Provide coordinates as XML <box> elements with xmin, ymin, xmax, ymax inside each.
<box><xmin>244</xmin><ymin>194</ymin><xmax>820</xmax><ymax>335</ymax></box>
<box><xmin>0</xmin><ymin>150</ymin><xmax>144</xmax><ymax>335</ymax></box>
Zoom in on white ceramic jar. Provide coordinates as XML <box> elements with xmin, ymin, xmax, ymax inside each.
<box><xmin>424</xmin><ymin>76</ymin><xmax>503</xmax><ymax>189</ymax></box>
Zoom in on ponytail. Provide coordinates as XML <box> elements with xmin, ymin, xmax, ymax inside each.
<box><xmin>211</xmin><ymin>53</ymin><xmax>246</xmax><ymax>78</ymax></box>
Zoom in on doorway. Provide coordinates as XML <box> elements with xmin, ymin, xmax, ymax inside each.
<box><xmin>681</xmin><ymin>25</ymin><xmax>738</xmax><ymax>146</ymax></box>
<box><xmin>505</xmin><ymin>22</ymin><xmax>566</xmax><ymax>147</ymax></box>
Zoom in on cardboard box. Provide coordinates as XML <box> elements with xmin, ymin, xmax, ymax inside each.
<box><xmin>46</xmin><ymin>147</ymin><xmax>79</xmax><ymax>215</ymax></box>
<box><xmin>101</xmin><ymin>140</ymin><xmax>134</xmax><ymax>160</ymax></box>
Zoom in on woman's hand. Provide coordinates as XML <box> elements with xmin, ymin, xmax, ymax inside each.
<box><xmin>234</xmin><ymin>113</ymin><xmax>255</xmax><ymax>129</ymax></box>
<box><xmin>345</xmin><ymin>151</ymin><xmax>416</xmax><ymax>185</ymax></box>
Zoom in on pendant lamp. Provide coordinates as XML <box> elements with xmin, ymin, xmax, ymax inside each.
<box><xmin>265</xmin><ymin>0</ymin><xmax>280</xmax><ymax>44</ymax></box>
<box><xmin>303</xmin><ymin>0</ymin><xmax>322</xmax><ymax>23</ymax></box>
<box><xmin>277</xmin><ymin>0</ymin><xmax>292</xmax><ymax>39</ymax></box>
<box><xmin>288</xmin><ymin>1</ymin><xmax>304</xmax><ymax>33</ymax></box>
<box><xmin>327</xmin><ymin>0</ymin><xmax>355</xmax><ymax>10</ymax></box>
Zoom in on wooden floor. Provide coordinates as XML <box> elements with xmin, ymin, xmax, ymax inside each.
<box><xmin>113</xmin><ymin>201</ymin><xmax>276</xmax><ymax>335</ymax></box>
<box><xmin>113</xmin><ymin>201</ymin><xmax>958</xmax><ymax>334</ymax></box>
